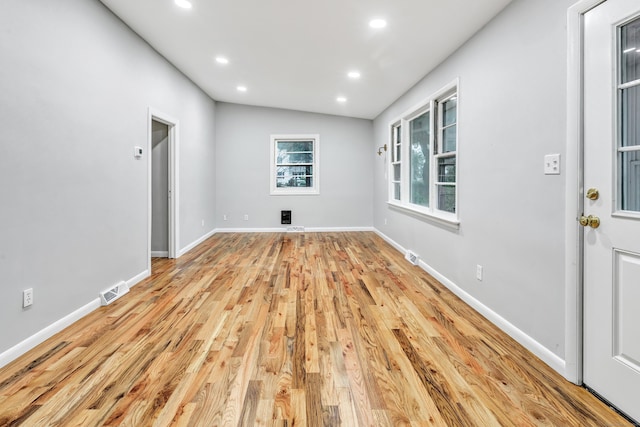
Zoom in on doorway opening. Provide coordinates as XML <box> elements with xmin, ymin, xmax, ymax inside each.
<box><xmin>151</xmin><ymin>120</ymin><xmax>170</xmax><ymax>258</ymax></box>
<box><xmin>148</xmin><ymin>108</ymin><xmax>179</xmax><ymax>267</ymax></box>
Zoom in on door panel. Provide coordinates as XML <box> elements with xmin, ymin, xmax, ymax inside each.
<box><xmin>583</xmin><ymin>0</ymin><xmax>640</xmax><ymax>422</ymax></box>
<box><xmin>612</xmin><ymin>250</ymin><xmax>640</xmax><ymax>371</ymax></box>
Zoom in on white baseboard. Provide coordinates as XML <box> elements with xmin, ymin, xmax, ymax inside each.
<box><xmin>374</xmin><ymin>229</ymin><xmax>566</xmax><ymax>376</ymax></box>
<box><xmin>214</xmin><ymin>227</ymin><xmax>284</xmax><ymax>233</ymax></box>
<box><xmin>127</xmin><ymin>269</ymin><xmax>150</xmax><ymax>289</ymax></box>
<box><xmin>374</xmin><ymin>229</ymin><xmax>405</xmax><ymax>253</ymax></box>
<box><xmin>0</xmin><ymin>269</ymin><xmax>150</xmax><ymax>369</ymax></box>
<box><xmin>151</xmin><ymin>251</ymin><xmax>169</xmax><ymax>258</ymax></box>
<box><xmin>214</xmin><ymin>226</ymin><xmax>375</xmax><ymax>233</ymax></box>
<box><xmin>0</xmin><ymin>299</ymin><xmax>100</xmax><ymax>369</ymax></box>
<box><xmin>305</xmin><ymin>226</ymin><xmax>375</xmax><ymax>232</ymax></box>
<box><xmin>178</xmin><ymin>229</ymin><xmax>216</xmax><ymax>257</ymax></box>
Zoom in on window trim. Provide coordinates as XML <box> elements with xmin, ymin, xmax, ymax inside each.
<box><xmin>387</xmin><ymin>79</ymin><xmax>460</xmax><ymax>227</ymax></box>
<box><xmin>270</xmin><ymin>134</ymin><xmax>320</xmax><ymax>195</ymax></box>
<box><xmin>390</xmin><ymin>121</ymin><xmax>402</xmax><ymax>202</ymax></box>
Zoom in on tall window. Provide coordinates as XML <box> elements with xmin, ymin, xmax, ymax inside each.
<box><xmin>436</xmin><ymin>93</ymin><xmax>457</xmax><ymax>213</ymax></box>
<box><xmin>391</xmin><ymin>123</ymin><xmax>402</xmax><ymax>201</ymax></box>
<box><xmin>270</xmin><ymin>134</ymin><xmax>320</xmax><ymax>195</ymax></box>
<box><xmin>388</xmin><ymin>81</ymin><xmax>458</xmax><ymax>223</ymax></box>
<box><xmin>410</xmin><ymin>109</ymin><xmax>430</xmax><ymax>207</ymax></box>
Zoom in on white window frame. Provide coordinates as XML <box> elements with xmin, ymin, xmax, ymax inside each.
<box><xmin>390</xmin><ymin>121</ymin><xmax>402</xmax><ymax>202</ymax></box>
<box><xmin>387</xmin><ymin>79</ymin><xmax>459</xmax><ymax>228</ymax></box>
<box><xmin>270</xmin><ymin>134</ymin><xmax>320</xmax><ymax>195</ymax></box>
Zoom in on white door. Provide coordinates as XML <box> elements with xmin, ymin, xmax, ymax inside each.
<box><xmin>583</xmin><ymin>0</ymin><xmax>640</xmax><ymax>422</ymax></box>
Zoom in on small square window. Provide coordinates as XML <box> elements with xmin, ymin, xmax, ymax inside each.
<box><xmin>270</xmin><ymin>134</ymin><xmax>319</xmax><ymax>195</ymax></box>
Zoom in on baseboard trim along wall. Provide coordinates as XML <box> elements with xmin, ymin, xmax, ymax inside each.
<box><xmin>374</xmin><ymin>229</ymin><xmax>567</xmax><ymax>377</ymax></box>
<box><xmin>178</xmin><ymin>229</ymin><xmax>217</xmax><ymax>257</ymax></box>
<box><xmin>213</xmin><ymin>226</ymin><xmax>375</xmax><ymax>233</ymax></box>
<box><xmin>0</xmin><ymin>299</ymin><xmax>101</xmax><ymax>369</ymax></box>
<box><xmin>0</xmin><ymin>269</ymin><xmax>150</xmax><ymax>369</ymax></box>
<box><xmin>151</xmin><ymin>251</ymin><xmax>169</xmax><ymax>258</ymax></box>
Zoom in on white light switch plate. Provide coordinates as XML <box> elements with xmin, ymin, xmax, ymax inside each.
<box><xmin>544</xmin><ymin>154</ymin><xmax>561</xmax><ymax>175</ymax></box>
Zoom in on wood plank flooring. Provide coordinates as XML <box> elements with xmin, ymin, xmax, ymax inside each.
<box><xmin>0</xmin><ymin>232</ymin><xmax>632</xmax><ymax>426</ymax></box>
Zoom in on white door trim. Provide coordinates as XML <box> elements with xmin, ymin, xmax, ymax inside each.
<box><xmin>148</xmin><ymin>107</ymin><xmax>179</xmax><ymax>264</ymax></box>
<box><xmin>565</xmin><ymin>0</ymin><xmax>607</xmax><ymax>385</ymax></box>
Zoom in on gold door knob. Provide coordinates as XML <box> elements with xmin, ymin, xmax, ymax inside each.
<box><xmin>586</xmin><ymin>188</ymin><xmax>599</xmax><ymax>200</ymax></box>
<box><xmin>578</xmin><ymin>215</ymin><xmax>600</xmax><ymax>229</ymax></box>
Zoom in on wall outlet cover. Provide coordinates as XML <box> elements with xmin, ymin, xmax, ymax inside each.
<box><xmin>23</xmin><ymin>288</ymin><xmax>33</xmax><ymax>307</ymax></box>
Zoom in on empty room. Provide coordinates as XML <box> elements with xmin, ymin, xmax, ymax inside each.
<box><xmin>1</xmin><ymin>0</ymin><xmax>639</xmax><ymax>425</ymax></box>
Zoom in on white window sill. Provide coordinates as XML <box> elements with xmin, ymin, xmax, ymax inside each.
<box><xmin>271</xmin><ymin>189</ymin><xmax>320</xmax><ymax>196</ymax></box>
<box><xmin>387</xmin><ymin>201</ymin><xmax>460</xmax><ymax>231</ymax></box>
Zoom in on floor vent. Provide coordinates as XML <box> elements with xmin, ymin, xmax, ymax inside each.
<box><xmin>405</xmin><ymin>250</ymin><xmax>420</xmax><ymax>266</ymax></box>
<box><xmin>286</xmin><ymin>226</ymin><xmax>305</xmax><ymax>232</ymax></box>
<box><xmin>100</xmin><ymin>281</ymin><xmax>129</xmax><ymax>306</ymax></box>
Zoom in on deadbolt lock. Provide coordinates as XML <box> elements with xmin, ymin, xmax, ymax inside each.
<box><xmin>586</xmin><ymin>188</ymin><xmax>599</xmax><ymax>200</ymax></box>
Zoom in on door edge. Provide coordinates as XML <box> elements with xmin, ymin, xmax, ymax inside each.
<box><xmin>565</xmin><ymin>0</ymin><xmax>607</xmax><ymax>385</ymax></box>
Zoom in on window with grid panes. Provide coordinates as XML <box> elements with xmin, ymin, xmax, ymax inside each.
<box><xmin>391</xmin><ymin>123</ymin><xmax>402</xmax><ymax>201</ymax></box>
<box><xmin>435</xmin><ymin>92</ymin><xmax>457</xmax><ymax>213</ymax></box>
<box><xmin>270</xmin><ymin>134</ymin><xmax>319</xmax><ymax>195</ymax></box>
<box><xmin>387</xmin><ymin>81</ymin><xmax>459</xmax><ymax>225</ymax></box>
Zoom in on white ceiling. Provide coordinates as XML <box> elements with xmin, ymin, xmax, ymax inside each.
<box><xmin>99</xmin><ymin>0</ymin><xmax>513</xmax><ymax>119</ymax></box>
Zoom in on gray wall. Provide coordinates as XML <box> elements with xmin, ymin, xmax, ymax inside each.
<box><xmin>152</xmin><ymin>121</ymin><xmax>169</xmax><ymax>253</ymax></box>
<box><xmin>216</xmin><ymin>103</ymin><xmax>373</xmax><ymax>229</ymax></box>
<box><xmin>0</xmin><ymin>0</ymin><xmax>575</xmax><ymax>372</ymax></box>
<box><xmin>0</xmin><ymin>0</ymin><xmax>216</xmax><ymax>355</ymax></box>
<box><xmin>373</xmin><ymin>0</ymin><xmax>571</xmax><ymax>359</ymax></box>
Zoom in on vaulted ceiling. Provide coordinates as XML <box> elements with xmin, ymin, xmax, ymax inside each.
<box><xmin>99</xmin><ymin>0</ymin><xmax>513</xmax><ymax>119</ymax></box>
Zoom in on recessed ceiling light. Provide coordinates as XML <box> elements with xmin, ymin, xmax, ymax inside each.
<box><xmin>369</xmin><ymin>18</ymin><xmax>387</xmax><ymax>29</ymax></box>
<box><xmin>174</xmin><ymin>0</ymin><xmax>192</xmax><ymax>9</ymax></box>
<box><xmin>237</xmin><ymin>86</ymin><xmax>247</xmax><ymax>92</ymax></box>
<box><xmin>215</xmin><ymin>56</ymin><xmax>229</xmax><ymax>65</ymax></box>
<box><xmin>337</xmin><ymin>96</ymin><xmax>347</xmax><ymax>103</ymax></box>
<box><xmin>348</xmin><ymin>71</ymin><xmax>361</xmax><ymax>79</ymax></box>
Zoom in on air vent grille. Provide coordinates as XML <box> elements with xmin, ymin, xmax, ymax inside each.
<box><xmin>100</xmin><ymin>281</ymin><xmax>129</xmax><ymax>306</ymax></box>
<box><xmin>405</xmin><ymin>250</ymin><xmax>419</xmax><ymax>266</ymax></box>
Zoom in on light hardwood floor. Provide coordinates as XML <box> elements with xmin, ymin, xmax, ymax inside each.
<box><xmin>0</xmin><ymin>232</ymin><xmax>632</xmax><ymax>426</ymax></box>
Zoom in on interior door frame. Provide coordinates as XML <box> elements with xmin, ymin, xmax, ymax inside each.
<box><xmin>565</xmin><ymin>0</ymin><xmax>607</xmax><ymax>385</ymax></box>
<box><xmin>148</xmin><ymin>107</ymin><xmax>179</xmax><ymax>265</ymax></box>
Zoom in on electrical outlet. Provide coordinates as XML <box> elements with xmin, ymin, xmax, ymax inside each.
<box><xmin>23</xmin><ymin>288</ymin><xmax>33</xmax><ymax>307</ymax></box>
<box><xmin>223</xmin><ymin>214</ymin><xmax>228</xmax><ymax>221</ymax></box>
<box><xmin>476</xmin><ymin>265</ymin><xmax>483</xmax><ymax>281</ymax></box>
<box><xmin>384</xmin><ymin>218</ymin><xmax>388</xmax><ymax>225</ymax></box>
<box><xmin>201</xmin><ymin>219</ymin><xmax>204</xmax><ymax>227</ymax></box>
<box><xmin>244</xmin><ymin>214</ymin><xmax>249</xmax><ymax>221</ymax></box>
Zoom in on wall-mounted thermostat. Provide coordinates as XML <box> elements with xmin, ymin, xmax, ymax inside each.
<box><xmin>134</xmin><ymin>146</ymin><xmax>143</xmax><ymax>159</ymax></box>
